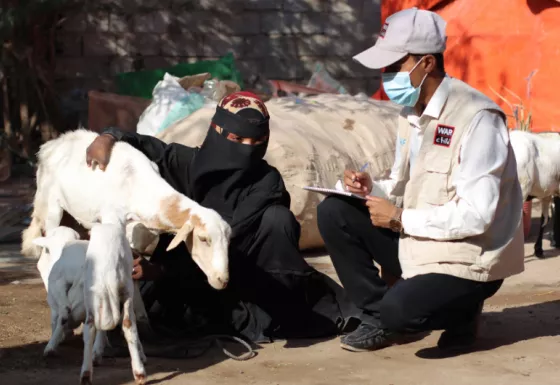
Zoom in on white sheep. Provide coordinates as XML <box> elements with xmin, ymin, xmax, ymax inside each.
<box><xmin>510</xmin><ymin>130</ymin><xmax>560</xmax><ymax>257</ymax></box>
<box><xmin>21</xmin><ymin>128</ymin><xmax>231</xmax><ymax>291</ymax></box>
<box><xmin>81</xmin><ymin>222</ymin><xmax>146</xmax><ymax>385</ymax></box>
<box><xmin>33</xmin><ymin>226</ymin><xmax>81</xmax><ymax>292</ymax></box>
<box><xmin>33</xmin><ymin>223</ymin><xmax>147</xmax><ymax>385</ymax></box>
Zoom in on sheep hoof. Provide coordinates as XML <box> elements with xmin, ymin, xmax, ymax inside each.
<box><xmin>93</xmin><ymin>355</ymin><xmax>102</xmax><ymax>367</ymax></box>
<box><xmin>134</xmin><ymin>371</ymin><xmax>147</xmax><ymax>385</ymax></box>
<box><xmin>80</xmin><ymin>371</ymin><xmax>92</xmax><ymax>385</ymax></box>
<box><xmin>43</xmin><ymin>347</ymin><xmax>58</xmax><ymax>358</ymax></box>
<box><xmin>535</xmin><ymin>249</ymin><xmax>545</xmax><ymax>259</ymax></box>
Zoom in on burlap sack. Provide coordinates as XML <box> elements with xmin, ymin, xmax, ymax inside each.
<box><xmin>157</xmin><ymin>94</ymin><xmax>401</xmax><ymax>250</ymax></box>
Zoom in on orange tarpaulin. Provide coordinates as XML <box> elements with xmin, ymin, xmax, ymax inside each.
<box><xmin>372</xmin><ymin>0</ymin><xmax>560</xmax><ymax>132</ymax></box>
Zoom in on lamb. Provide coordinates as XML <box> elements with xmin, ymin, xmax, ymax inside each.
<box><xmin>34</xmin><ymin>223</ymin><xmax>147</xmax><ymax>385</ymax></box>
<box><xmin>21</xmin><ymin>128</ymin><xmax>231</xmax><ymax>291</ymax></box>
<box><xmin>34</xmin><ymin>226</ymin><xmax>81</xmax><ymax>292</ymax></box>
<box><xmin>510</xmin><ymin>130</ymin><xmax>560</xmax><ymax>257</ymax></box>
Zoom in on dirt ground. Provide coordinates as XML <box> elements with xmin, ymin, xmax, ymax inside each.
<box><xmin>1</xmin><ymin>212</ymin><xmax>560</xmax><ymax>385</ymax></box>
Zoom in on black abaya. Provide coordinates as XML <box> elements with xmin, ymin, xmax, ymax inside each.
<box><xmin>102</xmin><ymin>127</ymin><xmax>359</xmax><ymax>342</ymax></box>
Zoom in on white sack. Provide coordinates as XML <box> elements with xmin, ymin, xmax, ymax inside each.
<box><xmin>137</xmin><ymin>73</ymin><xmax>206</xmax><ymax>136</ymax></box>
<box><xmin>157</xmin><ymin>93</ymin><xmax>401</xmax><ymax>250</ymax></box>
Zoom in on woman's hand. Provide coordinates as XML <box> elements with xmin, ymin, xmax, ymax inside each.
<box><xmin>132</xmin><ymin>255</ymin><xmax>164</xmax><ymax>281</ymax></box>
<box><xmin>86</xmin><ymin>134</ymin><xmax>117</xmax><ymax>171</ymax></box>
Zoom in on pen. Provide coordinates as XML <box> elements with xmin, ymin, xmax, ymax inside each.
<box><xmin>352</xmin><ymin>162</ymin><xmax>369</xmax><ymax>183</ymax></box>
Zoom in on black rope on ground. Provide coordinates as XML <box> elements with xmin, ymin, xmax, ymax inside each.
<box><xmin>108</xmin><ymin>333</ymin><xmax>256</xmax><ymax>361</ymax></box>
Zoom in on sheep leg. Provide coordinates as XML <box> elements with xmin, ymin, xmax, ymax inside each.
<box><xmin>551</xmin><ymin>196</ymin><xmax>560</xmax><ymax>248</ymax></box>
<box><xmin>122</xmin><ymin>291</ymin><xmax>147</xmax><ymax>385</ymax></box>
<box><xmin>37</xmin><ymin>256</ymin><xmax>51</xmax><ymax>292</ymax></box>
<box><xmin>132</xmin><ymin>281</ymin><xmax>153</xmax><ymax>339</ymax></box>
<box><xmin>80</xmin><ymin>316</ymin><xmax>97</xmax><ymax>385</ymax></box>
<box><xmin>92</xmin><ymin>331</ymin><xmax>107</xmax><ymax>366</ymax></box>
<box><xmin>44</xmin><ymin>307</ymin><xmax>63</xmax><ymax>357</ymax></box>
<box><xmin>44</xmin><ymin>193</ymin><xmax>64</xmax><ymax>232</ymax></box>
<box><xmin>535</xmin><ymin>213</ymin><xmax>545</xmax><ymax>259</ymax></box>
<box><xmin>44</xmin><ymin>282</ymin><xmax>71</xmax><ymax>356</ymax></box>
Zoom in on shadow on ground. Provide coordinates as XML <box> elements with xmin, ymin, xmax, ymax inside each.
<box><xmin>415</xmin><ymin>299</ymin><xmax>560</xmax><ymax>359</ymax></box>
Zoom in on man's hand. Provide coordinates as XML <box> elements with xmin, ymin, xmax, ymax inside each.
<box><xmin>86</xmin><ymin>134</ymin><xmax>117</xmax><ymax>171</ymax></box>
<box><xmin>132</xmin><ymin>255</ymin><xmax>164</xmax><ymax>281</ymax></box>
<box><xmin>366</xmin><ymin>196</ymin><xmax>400</xmax><ymax>229</ymax></box>
<box><xmin>343</xmin><ymin>169</ymin><xmax>373</xmax><ymax>196</ymax></box>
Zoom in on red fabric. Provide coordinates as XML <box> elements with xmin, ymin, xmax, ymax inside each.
<box><xmin>376</xmin><ymin>0</ymin><xmax>560</xmax><ymax>132</ymax></box>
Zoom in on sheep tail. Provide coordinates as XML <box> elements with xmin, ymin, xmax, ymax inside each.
<box><xmin>21</xmin><ymin>216</ymin><xmax>44</xmax><ymax>258</ymax></box>
<box><xmin>21</xmin><ymin>164</ymin><xmax>47</xmax><ymax>258</ymax></box>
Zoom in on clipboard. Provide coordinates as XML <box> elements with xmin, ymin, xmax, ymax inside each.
<box><xmin>302</xmin><ymin>186</ymin><xmax>368</xmax><ymax>201</ymax></box>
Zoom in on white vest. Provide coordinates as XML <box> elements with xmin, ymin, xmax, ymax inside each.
<box><xmin>393</xmin><ymin>78</ymin><xmax>524</xmax><ymax>282</ymax></box>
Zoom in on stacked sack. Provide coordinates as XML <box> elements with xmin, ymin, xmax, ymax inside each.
<box><xmin>156</xmin><ymin>93</ymin><xmax>401</xmax><ymax>250</ymax></box>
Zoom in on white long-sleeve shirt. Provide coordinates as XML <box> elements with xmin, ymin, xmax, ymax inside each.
<box><xmin>371</xmin><ymin>77</ymin><xmax>512</xmax><ymax>241</ymax></box>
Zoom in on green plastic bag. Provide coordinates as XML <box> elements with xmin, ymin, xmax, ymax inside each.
<box><xmin>115</xmin><ymin>53</ymin><xmax>244</xmax><ymax>99</ymax></box>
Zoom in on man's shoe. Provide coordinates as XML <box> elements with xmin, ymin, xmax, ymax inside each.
<box><xmin>340</xmin><ymin>323</ymin><xmax>395</xmax><ymax>352</ymax></box>
<box><xmin>437</xmin><ymin>305</ymin><xmax>482</xmax><ymax>350</ymax></box>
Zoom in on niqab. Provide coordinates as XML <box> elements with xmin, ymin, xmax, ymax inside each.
<box><xmin>189</xmin><ymin>91</ymin><xmax>289</xmax><ymax>240</ymax></box>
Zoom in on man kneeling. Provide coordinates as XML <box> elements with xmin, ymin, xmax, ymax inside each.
<box><xmin>317</xmin><ymin>8</ymin><xmax>524</xmax><ymax>352</ymax></box>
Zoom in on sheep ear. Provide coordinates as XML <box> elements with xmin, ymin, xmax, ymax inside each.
<box><xmin>32</xmin><ymin>237</ymin><xmax>49</xmax><ymax>249</ymax></box>
<box><xmin>166</xmin><ymin>221</ymin><xmax>194</xmax><ymax>252</ymax></box>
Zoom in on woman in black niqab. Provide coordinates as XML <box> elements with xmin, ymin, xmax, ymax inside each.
<box><xmin>101</xmin><ymin>92</ymin><xmax>359</xmax><ymax>344</ymax></box>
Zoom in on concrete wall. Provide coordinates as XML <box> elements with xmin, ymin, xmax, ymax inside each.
<box><xmin>55</xmin><ymin>0</ymin><xmax>381</xmax><ymax>96</ymax></box>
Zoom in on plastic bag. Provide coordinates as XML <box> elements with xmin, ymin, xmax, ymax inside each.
<box><xmin>136</xmin><ymin>73</ymin><xmax>206</xmax><ymax>136</ymax></box>
<box><xmin>306</xmin><ymin>62</ymin><xmax>348</xmax><ymax>94</ymax></box>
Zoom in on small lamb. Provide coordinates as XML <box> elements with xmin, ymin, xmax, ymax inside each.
<box><xmin>34</xmin><ymin>224</ymin><xmax>147</xmax><ymax>385</ymax></box>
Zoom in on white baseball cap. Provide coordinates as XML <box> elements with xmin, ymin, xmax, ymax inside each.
<box><xmin>354</xmin><ymin>7</ymin><xmax>447</xmax><ymax>69</ymax></box>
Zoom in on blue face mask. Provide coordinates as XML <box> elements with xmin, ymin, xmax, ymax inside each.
<box><xmin>382</xmin><ymin>57</ymin><xmax>428</xmax><ymax>107</ymax></box>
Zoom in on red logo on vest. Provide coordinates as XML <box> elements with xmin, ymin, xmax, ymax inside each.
<box><xmin>433</xmin><ymin>124</ymin><xmax>455</xmax><ymax>147</ymax></box>
<box><xmin>379</xmin><ymin>23</ymin><xmax>389</xmax><ymax>39</ymax></box>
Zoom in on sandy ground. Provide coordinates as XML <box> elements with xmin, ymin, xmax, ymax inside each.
<box><xmin>1</xmin><ymin>212</ymin><xmax>560</xmax><ymax>385</ymax></box>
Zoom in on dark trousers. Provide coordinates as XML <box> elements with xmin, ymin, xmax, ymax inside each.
<box><xmin>317</xmin><ymin>195</ymin><xmax>503</xmax><ymax>333</ymax></box>
<box><xmin>145</xmin><ymin>204</ymin><xmax>358</xmax><ymax>342</ymax></box>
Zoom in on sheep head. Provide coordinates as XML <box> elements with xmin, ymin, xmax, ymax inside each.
<box><xmin>32</xmin><ymin>226</ymin><xmax>81</xmax><ymax>263</ymax></box>
<box><xmin>166</xmin><ymin>209</ymin><xmax>231</xmax><ymax>290</ymax></box>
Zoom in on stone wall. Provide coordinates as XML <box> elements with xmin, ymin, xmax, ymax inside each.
<box><xmin>55</xmin><ymin>0</ymin><xmax>382</xmax><ymax>96</ymax></box>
